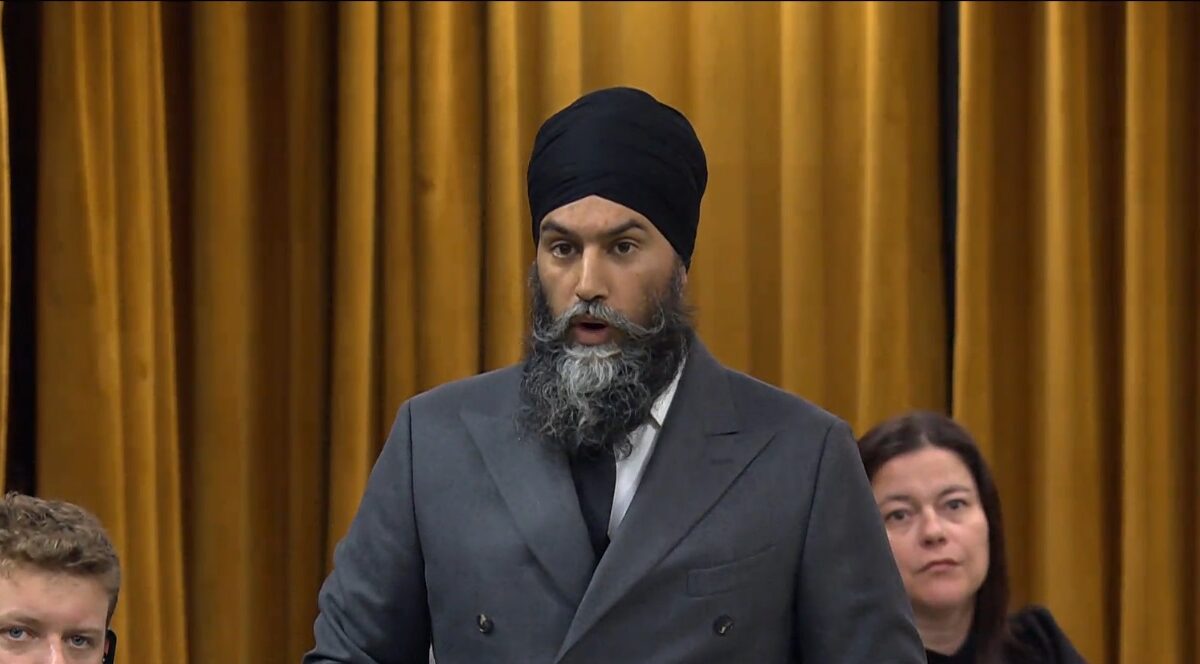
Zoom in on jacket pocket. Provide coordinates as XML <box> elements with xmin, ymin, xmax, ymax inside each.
<box><xmin>686</xmin><ymin>542</ymin><xmax>778</xmax><ymax>597</ymax></box>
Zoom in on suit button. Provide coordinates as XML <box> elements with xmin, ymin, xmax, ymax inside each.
<box><xmin>713</xmin><ymin>614</ymin><xmax>734</xmax><ymax>636</ymax></box>
<box><xmin>476</xmin><ymin>613</ymin><xmax>494</xmax><ymax>634</ymax></box>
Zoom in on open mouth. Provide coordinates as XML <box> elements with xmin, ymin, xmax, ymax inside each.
<box><xmin>569</xmin><ymin>316</ymin><xmax>615</xmax><ymax>344</ymax></box>
<box><xmin>572</xmin><ymin>315</ymin><xmax>610</xmax><ymax>331</ymax></box>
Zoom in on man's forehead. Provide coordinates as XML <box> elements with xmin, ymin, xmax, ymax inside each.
<box><xmin>0</xmin><ymin>568</ymin><xmax>109</xmax><ymax>627</ymax></box>
<box><xmin>539</xmin><ymin>196</ymin><xmax>664</xmax><ymax>239</ymax></box>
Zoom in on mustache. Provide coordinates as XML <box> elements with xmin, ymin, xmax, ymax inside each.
<box><xmin>531</xmin><ymin>298</ymin><xmax>664</xmax><ymax>345</ymax></box>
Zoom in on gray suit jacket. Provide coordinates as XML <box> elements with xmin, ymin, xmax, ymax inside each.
<box><xmin>305</xmin><ymin>341</ymin><xmax>924</xmax><ymax>663</ymax></box>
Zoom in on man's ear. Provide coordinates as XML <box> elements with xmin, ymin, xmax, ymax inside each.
<box><xmin>103</xmin><ymin>629</ymin><xmax>117</xmax><ymax>664</ymax></box>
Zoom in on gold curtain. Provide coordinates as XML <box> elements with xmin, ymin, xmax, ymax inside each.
<box><xmin>29</xmin><ymin>1</ymin><xmax>937</xmax><ymax>662</ymax></box>
<box><xmin>36</xmin><ymin>2</ymin><xmax>187</xmax><ymax>661</ymax></box>
<box><xmin>954</xmin><ymin>2</ymin><xmax>1199</xmax><ymax>663</ymax></box>
<box><xmin>17</xmin><ymin>2</ymin><xmax>1200</xmax><ymax>663</ymax></box>
<box><xmin>779</xmin><ymin>1</ymin><xmax>946</xmax><ymax>428</ymax></box>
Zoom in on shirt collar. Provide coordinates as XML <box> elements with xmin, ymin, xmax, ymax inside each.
<box><xmin>649</xmin><ymin>356</ymin><xmax>687</xmax><ymax>429</ymax></box>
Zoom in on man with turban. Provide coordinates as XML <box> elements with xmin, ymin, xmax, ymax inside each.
<box><xmin>306</xmin><ymin>87</ymin><xmax>923</xmax><ymax>663</ymax></box>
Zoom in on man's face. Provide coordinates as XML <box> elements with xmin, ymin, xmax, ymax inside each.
<box><xmin>536</xmin><ymin>195</ymin><xmax>683</xmax><ymax>346</ymax></box>
<box><xmin>0</xmin><ymin>566</ymin><xmax>109</xmax><ymax>664</ymax></box>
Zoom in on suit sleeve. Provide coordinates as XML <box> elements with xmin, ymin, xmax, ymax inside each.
<box><xmin>792</xmin><ymin>419</ymin><xmax>925</xmax><ymax>663</ymax></box>
<box><xmin>304</xmin><ymin>401</ymin><xmax>431</xmax><ymax>664</ymax></box>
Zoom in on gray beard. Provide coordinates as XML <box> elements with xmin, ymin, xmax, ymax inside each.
<box><xmin>517</xmin><ymin>265</ymin><xmax>692</xmax><ymax>459</ymax></box>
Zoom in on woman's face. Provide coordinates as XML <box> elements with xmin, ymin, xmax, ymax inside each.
<box><xmin>871</xmin><ymin>446</ymin><xmax>990</xmax><ymax>617</ymax></box>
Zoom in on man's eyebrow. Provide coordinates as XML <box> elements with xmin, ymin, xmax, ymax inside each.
<box><xmin>72</xmin><ymin>627</ymin><xmax>106</xmax><ymax>639</ymax></box>
<box><xmin>539</xmin><ymin>220</ymin><xmax>576</xmax><ymax>239</ymax></box>
<box><xmin>603</xmin><ymin>219</ymin><xmax>649</xmax><ymax>238</ymax></box>
<box><xmin>0</xmin><ymin>612</ymin><xmax>45</xmax><ymax>628</ymax></box>
<box><xmin>539</xmin><ymin>218</ymin><xmax>649</xmax><ymax>240</ymax></box>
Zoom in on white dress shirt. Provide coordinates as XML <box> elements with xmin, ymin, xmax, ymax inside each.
<box><xmin>607</xmin><ymin>360</ymin><xmax>686</xmax><ymax>536</ymax></box>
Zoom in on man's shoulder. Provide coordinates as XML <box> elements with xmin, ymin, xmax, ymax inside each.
<box><xmin>406</xmin><ymin>363</ymin><xmax>524</xmax><ymax>416</ymax></box>
<box><xmin>718</xmin><ymin>365</ymin><xmax>844</xmax><ymax>436</ymax></box>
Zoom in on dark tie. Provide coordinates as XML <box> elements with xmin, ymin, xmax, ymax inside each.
<box><xmin>569</xmin><ymin>449</ymin><xmax>617</xmax><ymax>562</ymax></box>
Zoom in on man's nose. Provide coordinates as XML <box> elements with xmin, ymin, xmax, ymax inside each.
<box><xmin>574</xmin><ymin>248</ymin><xmax>609</xmax><ymax>302</ymax></box>
<box><xmin>46</xmin><ymin>641</ymin><xmax>67</xmax><ymax>664</ymax></box>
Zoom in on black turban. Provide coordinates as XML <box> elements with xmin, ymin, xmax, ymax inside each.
<box><xmin>527</xmin><ymin>87</ymin><xmax>708</xmax><ymax>268</ymax></box>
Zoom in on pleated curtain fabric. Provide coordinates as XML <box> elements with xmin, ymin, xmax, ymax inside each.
<box><xmin>4</xmin><ymin>2</ymin><xmax>1196</xmax><ymax>663</ymax></box>
<box><xmin>954</xmin><ymin>3</ymin><xmax>1199</xmax><ymax>663</ymax></box>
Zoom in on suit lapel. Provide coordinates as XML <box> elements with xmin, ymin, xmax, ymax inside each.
<box><xmin>461</xmin><ymin>407</ymin><xmax>596</xmax><ymax>608</ymax></box>
<box><xmin>555</xmin><ymin>342</ymin><xmax>777</xmax><ymax>661</ymax></box>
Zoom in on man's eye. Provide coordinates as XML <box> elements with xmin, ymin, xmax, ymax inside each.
<box><xmin>4</xmin><ymin>626</ymin><xmax>29</xmax><ymax>640</ymax></box>
<box><xmin>550</xmin><ymin>242</ymin><xmax>574</xmax><ymax>257</ymax></box>
<box><xmin>613</xmin><ymin>240</ymin><xmax>636</xmax><ymax>255</ymax></box>
<box><xmin>68</xmin><ymin>634</ymin><xmax>94</xmax><ymax>648</ymax></box>
<box><xmin>884</xmin><ymin>510</ymin><xmax>909</xmax><ymax>523</ymax></box>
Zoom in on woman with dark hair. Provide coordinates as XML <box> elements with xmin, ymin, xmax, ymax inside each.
<box><xmin>857</xmin><ymin>412</ymin><xmax>1086</xmax><ymax>664</ymax></box>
